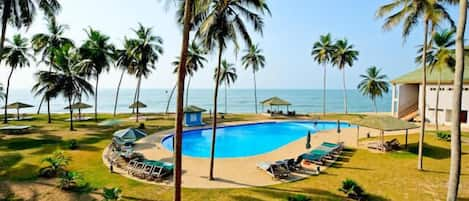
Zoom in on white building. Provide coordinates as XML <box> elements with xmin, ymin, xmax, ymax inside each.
<box><xmin>390</xmin><ymin>64</ymin><xmax>469</xmax><ymax>127</ymax></box>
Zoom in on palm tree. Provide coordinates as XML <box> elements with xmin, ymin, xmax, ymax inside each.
<box><xmin>0</xmin><ymin>0</ymin><xmax>61</xmax><ymax>52</ymax></box>
<box><xmin>195</xmin><ymin>0</ymin><xmax>270</xmax><ymax>180</ymax></box>
<box><xmin>31</xmin><ymin>17</ymin><xmax>73</xmax><ymax>123</ymax></box>
<box><xmin>357</xmin><ymin>66</ymin><xmax>390</xmax><ymax>113</ymax></box>
<box><xmin>172</xmin><ymin>42</ymin><xmax>207</xmax><ymax>107</ymax></box>
<box><xmin>79</xmin><ymin>28</ymin><xmax>115</xmax><ymax>122</ymax></box>
<box><xmin>0</xmin><ymin>83</ymin><xmax>5</xmax><ymax>101</ymax></box>
<box><xmin>39</xmin><ymin>44</ymin><xmax>94</xmax><ymax>131</ymax></box>
<box><xmin>113</xmin><ymin>39</ymin><xmax>138</xmax><ymax>117</ymax></box>
<box><xmin>311</xmin><ymin>33</ymin><xmax>334</xmax><ymax>116</ymax></box>
<box><xmin>331</xmin><ymin>39</ymin><xmax>359</xmax><ymax>114</ymax></box>
<box><xmin>242</xmin><ymin>44</ymin><xmax>265</xmax><ymax>114</ymax></box>
<box><xmin>1</xmin><ymin>34</ymin><xmax>33</xmax><ymax>124</ymax></box>
<box><xmin>447</xmin><ymin>0</ymin><xmax>466</xmax><ymax>200</ymax></box>
<box><xmin>376</xmin><ymin>0</ymin><xmax>455</xmax><ymax>171</ymax></box>
<box><xmin>128</xmin><ymin>24</ymin><xmax>163</xmax><ymax>122</ymax></box>
<box><xmin>215</xmin><ymin>60</ymin><xmax>237</xmax><ymax>114</ymax></box>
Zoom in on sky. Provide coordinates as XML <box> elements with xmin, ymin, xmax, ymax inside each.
<box><xmin>0</xmin><ymin>0</ymin><xmax>463</xmax><ymax>90</ymax></box>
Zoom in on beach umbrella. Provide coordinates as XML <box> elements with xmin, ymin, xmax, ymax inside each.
<box><xmin>1</xmin><ymin>102</ymin><xmax>34</xmax><ymax>120</ymax></box>
<box><xmin>64</xmin><ymin>102</ymin><xmax>92</xmax><ymax>119</ymax></box>
<box><xmin>306</xmin><ymin>131</ymin><xmax>311</xmax><ymax>149</ymax></box>
<box><xmin>128</xmin><ymin>101</ymin><xmax>147</xmax><ymax>109</ymax></box>
<box><xmin>99</xmin><ymin>119</ymin><xmax>124</xmax><ymax>127</ymax></box>
<box><xmin>112</xmin><ymin>128</ymin><xmax>147</xmax><ymax>145</ymax></box>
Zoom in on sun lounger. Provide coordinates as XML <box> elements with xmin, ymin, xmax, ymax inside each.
<box><xmin>257</xmin><ymin>162</ymin><xmax>290</xmax><ymax>179</ymax></box>
<box><xmin>0</xmin><ymin>125</ymin><xmax>31</xmax><ymax>134</ymax></box>
<box><xmin>367</xmin><ymin>142</ymin><xmax>391</xmax><ymax>152</ymax></box>
<box><xmin>296</xmin><ymin>153</ymin><xmax>325</xmax><ymax>166</ymax></box>
<box><xmin>7</xmin><ymin>116</ymin><xmax>34</xmax><ymax>121</ymax></box>
<box><xmin>276</xmin><ymin>158</ymin><xmax>302</xmax><ymax>172</ymax></box>
<box><xmin>385</xmin><ymin>138</ymin><xmax>401</xmax><ymax>150</ymax></box>
<box><xmin>143</xmin><ymin>160</ymin><xmax>174</xmax><ymax>180</ymax></box>
<box><xmin>321</xmin><ymin>141</ymin><xmax>344</xmax><ymax>152</ymax></box>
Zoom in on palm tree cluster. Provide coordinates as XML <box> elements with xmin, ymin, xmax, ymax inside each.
<box><xmin>311</xmin><ymin>34</ymin><xmax>359</xmax><ymax>114</ymax></box>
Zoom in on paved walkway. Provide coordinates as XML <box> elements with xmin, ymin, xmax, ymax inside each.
<box><xmin>103</xmin><ymin>120</ymin><xmax>416</xmax><ymax>188</ymax></box>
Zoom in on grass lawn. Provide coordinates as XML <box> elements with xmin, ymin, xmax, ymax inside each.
<box><xmin>0</xmin><ymin>113</ymin><xmax>468</xmax><ymax>200</ymax></box>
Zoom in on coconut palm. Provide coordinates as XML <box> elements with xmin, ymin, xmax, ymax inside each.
<box><xmin>1</xmin><ymin>34</ymin><xmax>33</xmax><ymax>124</ymax></box>
<box><xmin>79</xmin><ymin>28</ymin><xmax>115</xmax><ymax>122</ymax></box>
<box><xmin>32</xmin><ymin>70</ymin><xmax>60</xmax><ymax>123</ymax></box>
<box><xmin>376</xmin><ymin>0</ymin><xmax>455</xmax><ymax>171</ymax></box>
<box><xmin>172</xmin><ymin>42</ymin><xmax>207</xmax><ymax>107</ymax></box>
<box><xmin>31</xmin><ymin>17</ymin><xmax>74</xmax><ymax>123</ymax></box>
<box><xmin>127</xmin><ymin>24</ymin><xmax>163</xmax><ymax>122</ymax></box>
<box><xmin>39</xmin><ymin>44</ymin><xmax>94</xmax><ymax>131</ymax></box>
<box><xmin>195</xmin><ymin>0</ymin><xmax>270</xmax><ymax>180</ymax></box>
<box><xmin>242</xmin><ymin>44</ymin><xmax>265</xmax><ymax>114</ymax></box>
<box><xmin>0</xmin><ymin>0</ymin><xmax>61</xmax><ymax>52</ymax></box>
<box><xmin>357</xmin><ymin>66</ymin><xmax>390</xmax><ymax>113</ymax></box>
<box><xmin>331</xmin><ymin>39</ymin><xmax>359</xmax><ymax>114</ymax></box>
<box><xmin>311</xmin><ymin>33</ymin><xmax>334</xmax><ymax>116</ymax></box>
<box><xmin>214</xmin><ymin>60</ymin><xmax>237</xmax><ymax>114</ymax></box>
<box><xmin>113</xmin><ymin>39</ymin><xmax>138</xmax><ymax>117</ymax></box>
<box><xmin>447</xmin><ymin>0</ymin><xmax>466</xmax><ymax>200</ymax></box>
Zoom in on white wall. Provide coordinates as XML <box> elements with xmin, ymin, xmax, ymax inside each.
<box><xmin>424</xmin><ymin>84</ymin><xmax>469</xmax><ymax>127</ymax></box>
<box><xmin>397</xmin><ymin>84</ymin><xmax>419</xmax><ymax>117</ymax></box>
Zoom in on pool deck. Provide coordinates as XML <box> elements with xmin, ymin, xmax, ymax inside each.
<box><xmin>103</xmin><ymin>120</ymin><xmax>416</xmax><ymax>188</ymax></box>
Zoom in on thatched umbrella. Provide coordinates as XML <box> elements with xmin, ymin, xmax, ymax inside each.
<box><xmin>1</xmin><ymin>102</ymin><xmax>34</xmax><ymax>120</ymax></box>
<box><xmin>306</xmin><ymin>131</ymin><xmax>311</xmax><ymax>149</ymax></box>
<box><xmin>129</xmin><ymin>101</ymin><xmax>147</xmax><ymax>122</ymax></box>
<box><xmin>64</xmin><ymin>102</ymin><xmax>92</xmax><ymax>119</ymax></box>
<box><xmin>260</xmin><ymin>96</ymin><xmax>291</xmax><ymax>113</ymax></box>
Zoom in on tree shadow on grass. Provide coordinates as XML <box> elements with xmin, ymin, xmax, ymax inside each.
<box><xmin>0</xmin><ymin>135</ymin><xmax>63</xmax><ymax>151</ymax></box>
<box><xmin>405</xmin><ymin>142</ymin><xmax>465</xmax><ymax>159</ymax></box>
<box><xmin>230</xmin><ymin>195</ymin><xmax>267</xmax><ymax>201</ymax></box>
<box><xmin>0</xmin><ymin>153</ymin><xmax>23</xmax><ymax>171</ymax></box>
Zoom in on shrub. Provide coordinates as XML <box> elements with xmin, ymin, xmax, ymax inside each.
<box><xmin>286</xmin><ymin>194</ymin><xmax>311</xmax><ymax>201</ymax></box>
<box><xmin>138</xmin><ymin>123</ymin><xmax>145</xmax><ymax>129</ymax></box>
<box><xmin>68</xmin><ymin>139</ymin><xmax>79</xmax><ymax>150</ymax></box>
<box><xmin>339</xmin><ymin>179</ymin><xmax>367</xmax><ymax>200</ymax></box>
<box><xmin>102</xmin><ymin>187</ymin><xmax>122</xmax><ymax>201</ymax></box>
<box><xmin>39</xmin><ymin>151</ymin><xmax>71</xmax><ymax>178</ymax></box>
<box><xmin>436</xmin><ymin>131</ymin><xmax>451</xmax><ymax>141</ymax></box>
<box><xmin>58</xmin><ymin>171</ymin><xmax>82</xmax><ymax>191</ymax></box>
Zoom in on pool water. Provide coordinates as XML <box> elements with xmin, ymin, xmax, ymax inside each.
<box><xmin>161</xmin><ymin>121</ymin><xmax>353</xmax><ymax>158</ymax></box>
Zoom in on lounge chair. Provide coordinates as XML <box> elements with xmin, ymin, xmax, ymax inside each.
<box><xmin>321</xmin><ymin>141</ymin><xmax>344</xmax><ymax>152</ymax></box>
<box><xmin>367</xmin><ymin>142</ymin><xmax>391</xmax><ymax>152</ymax></box>
<box><xmin>386</xmin><ymin>138</ymin><xmax>401</xmax><ymax>150</ymax></box>
<box><xmin>144</xmin><ymin>160</ymin><xmax>174</xmax><ymax>180</ymax></box>
<box><xmin>276</xmin><ymin>158</ymin><xmax>302</xmax><ymax>172</ymax></box>
<box><xmin>0</xmin><ymin>125</ymin><xmax>31</xmax><ymax>134</ymax></box>
<box><xmin>257</xmin><ymin>162</ymin><xmax>290</xmax><ymax>179</ymax></box>
<box><xmin>296</xmin><ymin>153</ymin><xmax>325</xmax><ymax>166</ymax></box>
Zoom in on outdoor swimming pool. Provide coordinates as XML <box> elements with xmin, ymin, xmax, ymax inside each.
<box><xmin>161</xmin><ymin>121</ymin><xmax>353</xmax><ymax>158</ymax></box>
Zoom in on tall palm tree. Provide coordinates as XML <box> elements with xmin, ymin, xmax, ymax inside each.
<box><xmin>357</xmin><ymin>66</ymin><xmax>390</xmax><ymax>113</ymax></box>
<box><xmin>79</xmin><ymin>28</ymin><xmax>115</xmax><ymax>122</ymax></box>
<box><xmin>172</xmin><ymin>42</ymin><xmax>207</xmax><ymax>107</ymax></box>
<box><xmin>113</xmin><ymin>39</ymin><xmax>138</xmax><ymax>117</ymax></box>
<box><xmin>0</xmin><ymin>0</ymin><xmax>61</xmax><ymax>52</ymax></box>
<box><xmin>215</xmin><ymin>60</ymin><xmax>237</xmax><ymax>114</ymax></box>
<box><xmin>0</xmin><ymin>83</ymin><xmax>5</xmax><ymax>101</ymax></box>
<box><xmin>311</xmin><ymin>33</ymin><xmax>334</xmax><ymax>116</ymax></box>
<box><xmin>242</xmin><ymin>44</ymin><xmax>265</xmax><ymax>114</ymax></box>
<box><xmin>447</xmin><ymin>0</ymin><xmax>466</xmax><ymax>200</ymax></box>
<box><xmin>195</xmin><ymin>0</ymin><xmax>270</xmax><ymax>180</ymax></box>
<box><xmin>128</xmin><ymin>24</ymin><xmax>163</xmax><ymax>122</ymax></box>
<box><xmin>1</xmin><ymin>34</ymin><xmax>33</xmax><ymax>124</ymax></box>
<box><xmin>331</xmin><ymin>39</ymin><xmax>358</xmax><ymax>114</ymax></box>
<box><xmin>376</xmin><ymin>0</ymin><xmax>454</xmax><ymax>171</ymax></box>
<box><xmin>31</xmin><ymin>17</ymin><xmax>73</xmax><ymax>123</ymax></box>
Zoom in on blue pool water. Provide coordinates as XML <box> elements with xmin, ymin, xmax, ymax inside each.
<box><xmin>161</xmin><ymin>121</ymin><xmax>353</xmax><ymax>158</ymax></box>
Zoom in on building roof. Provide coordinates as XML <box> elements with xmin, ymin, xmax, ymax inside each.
<box><xmin>391</xmin><ymin>52</ymin><xmax>469</xmax><ymax>84</ymax></box>
<box><xmin>184</xmin><ymin>105</ymin><xmax>206</xmax><ymax>113</ymax></box>
<box><xmin>260</xmin><ymin>96</ymin><xmax>291</xmax><ymax>106</ymax></box>
<box><xmin>350</xmin><ymin>115</ymin><xmax>419</xmax><ymax>131</ymax></box>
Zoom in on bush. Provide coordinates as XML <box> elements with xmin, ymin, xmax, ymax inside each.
<box><xmin>68</xmin><ymin>139</ymin><xmax>79</xmax><ymax>150</ymax></box>
<box><xmin>39</xmin><ymin>151</ymin><xmax>71</xmax><ymax>178</ymax></box>
<box><xmin>286</xmin><ymin>194</ymin><xmax>311</xmax><ymax>201</ymax></box>
<box><xmin>58</xmin><ymin>171</ymin><xmax>82</xmax><ymax>191</ymax></box>
<box><xmin>339</xmin><ymin>179</ymin><xmax>367</xmax><ymax>200</ymax></box>
<box><xmin>436</xmin><ymin>131</ymin><xmax>451</xmax><ymax>141</ymax></box>
<box><xmin>138</xmin><ymin>123</ymin><xmax>145</xmax><ymax>129</ymax></box>
<box><xmin>102</xmin><ymin>187</ymin><xmax>122</xmax><ymax>201</ymax></box>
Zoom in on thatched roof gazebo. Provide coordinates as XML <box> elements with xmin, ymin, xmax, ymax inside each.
<box><xmin>64</xmin><ymin>102</ymin><xmax>93</xmax><ymax>120</ymax></box>
<box><xmin>350</xmin><ymin>115</ymin><xmax>419</xmax><ymax>150</ymax></box>
<box><xmin>260</xmin><ymin>97</ymin><xmax>292</xmax><ymax>113</ymax></box>
<box><xmin>129</xmin><ymin>101</ymin><xmax>147</xmax><ymax>109</ymax></box>
<box><xmin>1</xmin><ymin>102</ymin><xmax>34</xmax><ymax>120</ymax></box>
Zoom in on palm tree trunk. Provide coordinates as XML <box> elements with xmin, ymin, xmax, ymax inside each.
<box><xmin>209</xmin><ymin>43</ymin><xmax>223</xmax><ymax>180</ymax></box>
<box><xmin>135</xmin><ymin>77</ymin><xmax>142</xmax><ymax>123</ymax></box>
<box><xmin>225</xmin><ymin>81</ymin><xmax>227</xmax><ymax>114</ymax></box>
<box><xmin>418</xmin><ymin>19</ymin><xmax>429</xmax><ymax>171</ymax></box>
<box><xmin>94</xmin><ymin>75</ymin><xmax>99</xmax><ymax>122</ymax></box>
<box><xmin>447</xmin><ymin>0</ymin><xmax>466</xmax><ymax>199</ymax></box>
<box><xmin>165</xmin><ymin>83</ymin><xmax>177</xmax><ymax>114</ymax></box>
<box><xmin>185</xmin><ymin>76</ymin><xmax>191</xmax><ymax>107</ymax></box>
<box><xmin>47</xmin><ymin>97</ymin><xmax>51</xmax><ymax>123</ymax></box>
<box><xmin>435</xmin><ymin>71</ymin><xmax>441</xmax><ymax>131</ymax></box>
<box><xmin>46</xmin><ymin>52</ymin><xmax>55</xmax><ymax>123</ymax></box>
<box><xmin>68</xmin><ymin>95</ymin><xmax>74</xmax><ymax>131</ymax></box>
<box><xmin>3</xmin><ymin>68</ymin><xmax>14</xmax><ymax>124</ymax></box>
<box><xmin>0</xmin><ymin>1</ymin><xmax>10</xmax><ymax>52</ymax></box>
<box><xmin>342</xmin><ymin>68</ymin><xmax>348</xmax><ymax>114</ymax></box>
<box><xmin>173</xmin><ymin>0</ymin><xmax>193</xmax><ymax>199</ymax></box>
<box><xmin>373</xmin><ymin>98</ymin><xmax>377</xmax><ymax>114</ymax></box>
<box><xmin>37</xmin><ymin>97</ymin><xmax>44</xmax><ymax>114</ymax></box>
<box><xmin>322</xmin><ymin>64</ymin><xmax>327</xmax><ymax>116</ymax></box>
<box><xmin>253</xmin><ymin>70</ymin><xmax>258</xmax><ymax>114</ymax></box>
<box><xmin>132</xmin><ymin>85</ymin><xmax>138</xmax><ymax>114</ymax></box>
<box><xmin>113</xmin><ymin>69</ymin><xmax>125</xmax><ymax>117</ymax></box>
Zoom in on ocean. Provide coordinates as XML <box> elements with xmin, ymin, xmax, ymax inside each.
<box><xmin>3</xmin><ymin>88</ymin><xmax>391</xmax><ymax>114</ymax></box>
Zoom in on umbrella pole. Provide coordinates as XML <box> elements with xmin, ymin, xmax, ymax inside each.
<box><xmin>405</xmin><ymin>129</ymin><xmax>408</xmax><ymax>149</ymax></box>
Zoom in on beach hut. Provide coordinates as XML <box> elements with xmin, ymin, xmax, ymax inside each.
<box><xmin>183</xmin><ymin>105</ymin><xmax>206</xmax><ymax>127</ymax></box>
<box><xmin>112</xmin><ymin>128</ymin><xmax>147</xmax><ymax>145</ymax></box>
<box><xmin>1</xmin><ymin>102</ymin><xmax>34</xmax><ymax>120</ymax></box>
<box><xmin>260</xmin><ymin>96</ymin><xmax>292</xmax><ymax>115</ymax></box>
<box><xmin>64</xmin><ymin>102</ymin><xmax>93</xmax><ymax>121</ymax></box>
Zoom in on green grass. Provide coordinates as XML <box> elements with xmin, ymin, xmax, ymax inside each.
<box><xmin>0</xmin><ymin>113</ymin><xmax>468</xmax><ymax>200</ymax></box>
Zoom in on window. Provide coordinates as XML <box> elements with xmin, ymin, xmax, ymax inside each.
<box><xmin>448</xmin><ymin>88</ymin><xmax>453</xmax><ymax>91</ymax></box>
<box><xmin>190</xmin><ymin>114</ymin><xmax>197</xmax><ymax>122</ymax></box>
<box><xmin>430</xmin><ymin>88</ymin><xmax>436</xmax><ymax>91</ymax></box>
<box><xmin>464</xmin><ymin>88</ymin><xmax>469</xmax><ymax>91</ymax></box>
